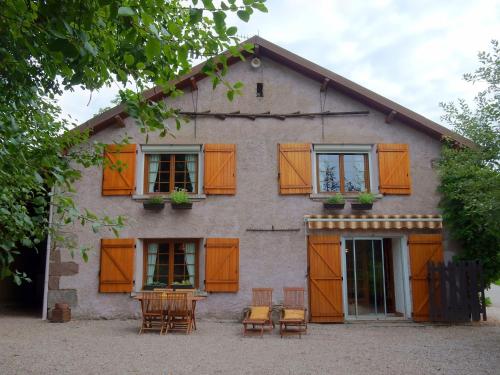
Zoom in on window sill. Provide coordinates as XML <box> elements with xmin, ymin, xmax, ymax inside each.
<box><xmin>132</xmin><ymin>194</ymin><xmax>207</xmax><ymax>202</ymax></box>
<box><xmin>309</xmin><ymin>193</ymin><xmax>383</xmax><ymax>201</ymax></box>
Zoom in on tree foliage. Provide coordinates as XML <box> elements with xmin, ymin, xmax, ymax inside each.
<box><xmin>0</xmin><ymin>0</ymin><xmax>267</xmax><ymax>283</ymax></box>
<box><xmin>438</xmin><ymin>40</ymin><xmax>500</xmax><ymax>286</ymax></box>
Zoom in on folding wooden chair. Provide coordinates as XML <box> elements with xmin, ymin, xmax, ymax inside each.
<box><xmin>164</xmin><ymin>292</ymin><xmax>193</xmax><ymax>334</ymax></box>
<box><xmin>279</xmin><ymin>287</ymin><xmax>307</xmax><ymax>338</ymax></box>
<box><xmin>242</xmin><ymin>288</ymin><xmax>274</xmax><ymax>337</ymax></box>
<box><xmin>138</xmin><ymin>292</ymin><xmax>167</xmax><ymax>334</ymax></box>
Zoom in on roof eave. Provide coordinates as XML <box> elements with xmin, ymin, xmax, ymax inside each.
<box><xmin>74</xmin><ymin>35</ymin><xmax>474</xmax><ymax>148</ymax></box>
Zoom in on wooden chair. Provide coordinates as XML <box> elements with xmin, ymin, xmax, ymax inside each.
<box><xmin>139</xmin><ymin>292</ymin><xmax>167</xmax><ymax>334</ymax></box>
<box><xmin>242</xmin><ymin>288</ymin><xmax>274</xmax><ymax>337</ymax></box>
<box><xmin>164</xmin><ymin>292</ymin><xmax>193</xmax><ymax>334</ymax></box>
<box><xmin>279</xmin><ymin>287</ymin><xmax>307</xmax><ymax>338</ymax></box>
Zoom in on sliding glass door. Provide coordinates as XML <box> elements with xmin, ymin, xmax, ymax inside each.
<box><xmin>345</xmin><ymin>239</ymin><xmax>387</xmax><ymax>317</ymax></box>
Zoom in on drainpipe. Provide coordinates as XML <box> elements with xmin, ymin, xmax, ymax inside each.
<box><xmin>42</xmin><ymin>189</ymin><xmax>54</xmax><ymax>320</ymax></box>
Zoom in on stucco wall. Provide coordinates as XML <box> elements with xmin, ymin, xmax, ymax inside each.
<box><xmin>50</xmin><ymin>57</ymin><xmax>447</xmax><ymax>319</ymax></box>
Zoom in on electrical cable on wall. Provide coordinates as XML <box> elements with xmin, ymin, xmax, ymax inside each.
<box><xmin>191</xmin><ymin>87</ymin><xmax>199</xmax><ymax>138</ymax></box>
<box><xmin>320</xmin><ymin>83</ymin><xmax>328</xmax><ymax>140</ymax></box>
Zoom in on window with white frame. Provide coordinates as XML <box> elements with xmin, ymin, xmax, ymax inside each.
<box><xmin>140</xmin><ymin>145</ymin><xmax>202</xmax><ymax>195</ymax></box>
<box><xmin>314</xmin><ymin>145</ymin><xmax>373</xmax><ymax>194</ymax></box>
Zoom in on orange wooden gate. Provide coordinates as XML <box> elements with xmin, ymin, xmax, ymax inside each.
<box><xmin>408</xmin><ymin>234</ymin><xmax>443</xmax><ymax>322</ymax></box>
<box><xmin>308</xmin><ymin>235</ymin><xmax>344</xmax><ymax>323</ymax></box>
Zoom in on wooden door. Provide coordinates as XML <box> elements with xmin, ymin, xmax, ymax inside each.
<box><xmin>408</xmin><ymin>234</ymin><xmax>443</xmax><ymax>322</ymax></box>
<box><xmin>308</xmin><ymin>235</ymin><xmax>344</xmax><ymax>323</ymax></box>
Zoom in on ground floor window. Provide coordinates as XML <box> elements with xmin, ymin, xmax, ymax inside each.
<box><xmin>143</xmin><ymin>239</ymin><xmax>198</xmax><ymax>289</ymax></box>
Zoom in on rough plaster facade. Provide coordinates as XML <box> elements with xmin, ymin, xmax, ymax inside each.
<box><xmin>48</xmin><ymin>56</ymin><xmax>452</xmax><ymax>319</ymax></box>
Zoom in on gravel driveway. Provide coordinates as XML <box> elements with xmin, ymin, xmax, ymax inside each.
<box><xmin>0</xmin><ymin>316</ymin><xmax>499</xmax><ymax>375</ymax></box>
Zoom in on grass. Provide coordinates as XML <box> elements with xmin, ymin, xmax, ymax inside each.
<box><xmin>485</xmin><ymin>297</ymin><xmax>492</xmax><ymax>307</ymax></box>
<box><xmin>493</xmin><ymin>279</ymin><xmax>500</xmax><ymax>286</ymax></box>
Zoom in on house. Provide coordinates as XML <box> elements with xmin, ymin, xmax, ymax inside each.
<box><xmin>44</xmin><ymin>36</ymin><xmax>470</xmax><ymax>322</ymax></box>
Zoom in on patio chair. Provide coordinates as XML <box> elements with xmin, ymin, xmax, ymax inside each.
<box><xmin>242</xmin><ymin>288</ymin><xmax>274</xmax><ymax>337</ymax></box>
<box><xmin>279</xmin><ymin>287</ymin><xmax>307</xmax><ymax>338</ymax></box>
<box><xmin>139</xmin><ymin>292</ymin><xmax>167</xmax><ymax>334</ymax></box>
<box><xmin>163</xmin><ymin>292</ymin><xmax>193</xmax><ymax>334</ymax></box>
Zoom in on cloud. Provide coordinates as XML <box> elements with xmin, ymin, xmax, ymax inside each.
<box><xmin>57</xmin><ymin>0</ymin><xmax>499</xmax><ymax>126</ymax></box>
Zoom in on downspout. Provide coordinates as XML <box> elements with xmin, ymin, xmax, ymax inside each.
<box><xmin>42</xmin><ymin>188</ymin><xmax>54</xmax><ymax>320</ymax></box>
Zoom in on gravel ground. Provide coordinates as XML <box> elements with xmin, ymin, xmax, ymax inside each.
<box><xmin>0</xmin><ymin>316</ymin><xmax>499</xmax><ymax>375</ymax></box>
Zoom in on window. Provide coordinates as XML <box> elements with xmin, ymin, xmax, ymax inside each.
<box><xmin>144</xmin><ymin>153</ymin><xmax>198</xmax><ymax>193</ymax></box>
<box><xmin>256</xmin><ymin>82</ymin><xmax>264</xmax><ymax>97</ymax></box>
<box><xmin>316</xmin><ymin>153</ymin><xmax>370</xmax><ymax>193</ymax></box>
<box><xmin>143</xmin><ymin>240</ymin><xmax>198</xmax><ymax>289</ymax></box>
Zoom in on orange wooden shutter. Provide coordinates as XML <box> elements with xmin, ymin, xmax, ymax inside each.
<box><xmin>408</xmin><ymin>234</ymin><xmax>443</xmax><ymax>322</ymax></box>
<box><xmin>204</xmin><ymin>144</ymin><xmax>236</xmax><ymax>195</ymax></box>
<box><xmin>308</xmin><ymin>235</ymin><xmax>344</xmax><ymax>323</ymax></box>
<box><xmin>377</xmin><ymin>144</ymin><xmax>411</xmax><ymax>195</ymax></box>
<box><xmin>205</xmin><ymin>238</ymin><xmax>239</xmax><ymax>292</ymax></box>
<box><xmin>278</xmin><ymin>143</ymin><xmax>312</xmax><ymax>194</ymax></box>
<box><xmin>99</xmin><ymin>238</ymin><xmax>135</xmax><ymax>293</ymax></box>
<box><xmin>102</xmin><ymin>144</ymin><xmax>136</xmax><ymax>196</ymax></box>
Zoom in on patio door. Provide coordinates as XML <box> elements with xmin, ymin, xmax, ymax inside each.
<box><xmin>345</xmin><ymin>239</ymin><xmax>388</xmax><ymax>318</ymax></box>
<box><xmin>308</xmin><ymin>235</ymin><xmax>344</xmax><ymax>323</ymax></box>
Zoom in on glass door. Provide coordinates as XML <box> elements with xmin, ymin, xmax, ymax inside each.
<box><xmin>345</xmin><ymin>239</ymin><xmax>387</xmax><ymax>318</ymax></box>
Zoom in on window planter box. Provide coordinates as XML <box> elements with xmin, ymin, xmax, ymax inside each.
<box><xmin>171</xmin><ymin>202</ymin><xmax>193</xmax><ymax>210</ymax></box>
<box><xmin>323</xmin><ymin>202</ymin><xmax>345</xmax><ymax>210</ymax></box>
<box><xmin>143</xmin><ymin>202</ymin><xmax>165</xmax><ymax>211</ymax></box>
<box><xmin>351</xmin><ymin>203</ymin><xmax>373</xmax><ymax>210</ymax></box>
<box><xmin>171</xmin><ymin>284</ymin><xmax>194</xmax><ymax>290</ymax></box>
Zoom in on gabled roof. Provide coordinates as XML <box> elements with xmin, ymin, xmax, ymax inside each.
<box><xmin>78</xmin><ymin>36</ymin><xmax>473</xmax><ymax>147</ymax></box>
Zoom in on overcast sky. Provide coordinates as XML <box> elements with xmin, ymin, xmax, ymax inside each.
<box><xmin>57</xmin><ymin>0</ymin><xmax>499</xmax><ymax>126</ymax></box>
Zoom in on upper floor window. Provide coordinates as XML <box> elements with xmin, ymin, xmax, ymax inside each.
<box><xmin>145</xmin><ymin>153</ymin><xmax>198</xmax><ymax>193</ymax></box>
<box><xmin>141</xmin><ymin>145</ymin><xmax>202</xmax><ymax>195</ymax></box>
<box><xmin>314</xmin><ymin>145</ymin><xmax>372</xmax><ymax>194</ymax></box>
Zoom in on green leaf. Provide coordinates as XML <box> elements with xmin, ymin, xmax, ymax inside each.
<box><xmin>226</xmin><ymin>26</ymin><xmax>237</xmax><ymax>36</ymax></box>
<box><xmin>83</xmin><ymin>41</ymin><xmax>97</xmax><ymax>57</ymax></box>
<box><xmin>213</xmin><ymin>11</ymin><xmax>226</xmax><ymax>32</ymax></box>
<box><xmin>237</xmin><ymin>10</ymin><xmax>250</xmax><ymax>22</ymax></box>
<box><xmin>189</xmin><ymin>8</ymin><xmax>203</xmax><ymax>24</ymax></box>
<box><xmin>118</xmin><ymin>7</ymin><xmax>135</xmax><ymax>17</ymax></box>
<box><xmin>145</xmin><ymin>38</ymin><xmax>161</xmax><ymax>61</ymax></box>
<box><xmin>253</xmin><ymin>2</ymin><xmax>268</xmax><ymax>12</ymax></box>
<box><xmin>13</xmin><ymin>274</ymin><xmax>21</xmax><ymax>286</ymax></box>
<box><xmin>227</xmin><ymin>90</ymin><xmax>235</xmax><ymax>101</ymax></box>
<box><xmin>124</xmin><ymin>53</ymin><xmax>135</xmax><ymax>66</ymax></box>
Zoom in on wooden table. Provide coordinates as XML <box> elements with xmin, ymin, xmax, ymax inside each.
<box><xmin>190</xmin><ymin>295</ymin><xmax>206</xmax><ymax>330</ymax></box>
<box><xmin>135</xmin><ymin>293</ymin><xmax>206</xmax><ymax>331</ymax></box>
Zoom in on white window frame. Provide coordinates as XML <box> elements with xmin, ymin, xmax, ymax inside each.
<box><xmin>136</xmin><ymin>145</ymin><xmax>203</xmax><ymax>196</ymax></box>
<box><xmin>312</xmin><ymin>144</ymin><xmax>375</xmax><ymax>194</ymax></box>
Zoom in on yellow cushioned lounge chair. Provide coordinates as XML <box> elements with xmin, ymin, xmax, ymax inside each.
<box><xmin>242</xmin><ymin>288</ymin><xmax>274</xmax><ymax>337</ymax></box>
<box><xmin>279</xmin><ymin>287</ymin><xmax>307</xmax><ymax>338</ymax></box>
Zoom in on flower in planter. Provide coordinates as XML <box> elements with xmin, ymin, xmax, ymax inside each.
<box><xmin>357</xmin><ymin>192</ymin><xmax>375</xmax><ymax>204</ymax></box>
<box><xmin>146</xmin><ymin>196</ymin><xmax>165</xmax><ymax>205</ymax></box>
<box><xmin>170</xmin><ymin>188</ymin><xmax>191</xmax><ymax>204</ymax></box>
<box><xmin>143</xmin><ymin>195</ymin><xmax>165</xmax><ymax>210</ymax></box>
<box><xmin>325</xmin><ymin>193</ymin><xmax>345</xmax><ymax>205</ymax></box>
<box><xmin>351</xmin><ymin>192</ymin><xmax>375</xmax><ymax>210</ymax></box>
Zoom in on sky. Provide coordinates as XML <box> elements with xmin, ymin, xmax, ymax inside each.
<box><xmin>57</xmin><ymin>0</ymin><xmax>500</xmax><ymax>126</ymax></box>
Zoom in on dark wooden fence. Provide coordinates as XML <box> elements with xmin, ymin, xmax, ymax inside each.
<box><xmin>428</xmin><ymin>260</ymin><xmax>487</xmax><ymax>322</ymax></box>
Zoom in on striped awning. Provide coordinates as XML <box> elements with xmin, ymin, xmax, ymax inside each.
<box><xmin>305</xmin><ymin>214</ymin><xmax>442</xmax><ymax>230</ymax></box>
